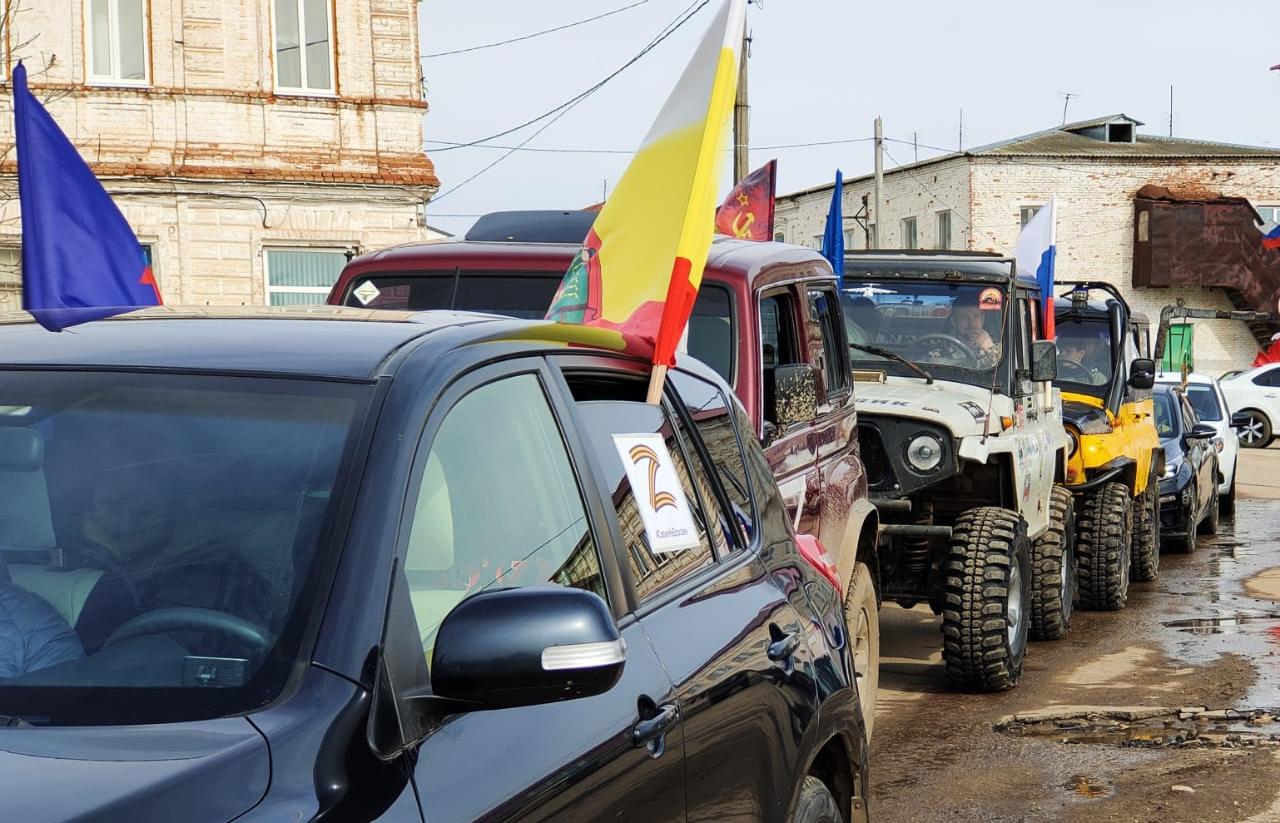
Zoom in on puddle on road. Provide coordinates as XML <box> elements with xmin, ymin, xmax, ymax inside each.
<box><xmin>1066</xmin><ymin>774</ymin><xmax>1113</xmax><ymax>799</ymax></box>
<box><xmin>1163</xmin><ymin>613</ymin><xmax>1280</xmax><ymax>635</ymax></box>
<box><xmin>997</xmin><ymin>707</ymin><xmax>1280</xmax><ymax>750</ymax></box>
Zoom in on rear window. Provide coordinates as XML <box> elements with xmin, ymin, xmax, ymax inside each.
<box><xmin>344</xmin><ymin>271</ymin><xmax>562</xmax><ymax>319</ymax></box>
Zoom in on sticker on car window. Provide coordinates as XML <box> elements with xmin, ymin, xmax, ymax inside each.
<box><xmin>978</xmin><ymin>287</ymin><xmax>1003</xmax><ymax>311</ymax></box>
<box><xmin>612</xmin><ymin>433</ymin><xmax>701</xmax><ymax>553</ymax></box>
<box><xmin>352</xmin><ymin>281</ymin><xmax>381</xmax><ymax>305</ymax></box>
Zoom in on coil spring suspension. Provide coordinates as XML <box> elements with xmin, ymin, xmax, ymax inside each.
<box><xmin>902</xmin><ymin>502</ymin><xmax>934</xmax><ymax>576</ymax></box>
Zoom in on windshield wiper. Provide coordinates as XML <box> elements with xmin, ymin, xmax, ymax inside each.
<box><xmin>0</xmin><ymin>714</ymin><xmax>34</xmax><ymax>728</ymax></box>
<box><xmin>849</xmin><ymin>343</ymin><xmax>933</xmax><ymax>384</ymax></box>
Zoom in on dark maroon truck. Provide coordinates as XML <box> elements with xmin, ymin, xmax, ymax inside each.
<box><xmin>328</xmin><ymin>213</ymin><xmax>882</xmax><ymax>730</ymax></box>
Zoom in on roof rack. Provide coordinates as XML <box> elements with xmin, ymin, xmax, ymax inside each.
<box><xmin>464</xmin><ymin>210</ymin><xmax>596</xmax><ymax>244</ymax></box>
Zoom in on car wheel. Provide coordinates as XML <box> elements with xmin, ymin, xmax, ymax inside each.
<box><xmin>941</xmin><ymin>507</ymin><xmax>1031</xmax><ymax>691</ymax></box>
<box><xmin>1030</xmin><ymin>485</ymin><xmax>1075</xmax><ymax>641</ymax></box>
<box><xmin>1199</xmin><ymin>482</ymin><xmax>1220</xmax><ymax>535</ymax></box>
<box><xmin>1237</xmin><ymin>410</ymin><xmax>1272</xmax><ymax>449</ymax></box>
<box><xmin>793</xmin><ymin>776</ymin><xmax>842</xmax><ymax>823</ymax></box>
<box><xmin>1167</xmin><ymin>483</ymin><xmax>1197</xmax><ymax>554</ymax></box>
<box><xmin>1221</xmin><ymin>471</ymin><xmax>1236</xmax><ymax>517</ymax></box>
<box><xmin>1131</xmin><ymin>478</ymin><xmax>1160</xmax><ymax>582</ymax></box>
<box><xmin>844</xmin><ymin>562</ymin><xmax>879</xmax><ymax>740</ymax></box>
<box><xmin>1076</xmin><ymin>481</ymin><xmax>1132</xmax><ymax>611</ymax></box>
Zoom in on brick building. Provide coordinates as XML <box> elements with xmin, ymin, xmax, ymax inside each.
<box><xmin>0</xmin><ymin>0</ymin><xmax>440</xmax><ymax>311</ymax></box>
<box><xmin>775</xmin><ymin>115</ymin><xmax>1280</xmax><ymax>373</ymax></box>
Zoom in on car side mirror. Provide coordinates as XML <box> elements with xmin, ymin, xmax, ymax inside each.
<box><xmin>1031</xmin><ymin>340</ymin><xmax>1057</xmax><ymax>382</ymax></box>
<box><xmin>1184</xmin><ymin>422</ymin><xmax>1217</xmax><ymax>441</ymax></box>
<box><xmin>1129</xmin><ymin>358</ymin><xmax>1156</xmax><ymax>390</ymax></box>
<box><xmin>432</xmin><ymin>587</ymin><xmax>625</xmax><ymax>711</ymax></box>
<box><xmin>1230</xmin><ymin>411</ymin><xmax>1251</xmax><ymax>430</ymax></box>
<box><xmin>770</xmin><ymin>364</ymin><xmax>818</xmax><ymax>427</ymax></box>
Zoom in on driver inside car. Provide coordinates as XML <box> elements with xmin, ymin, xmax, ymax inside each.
<box><xmin>1059</xmin><ymin>338</ymin><xmax>1107</xmax><ymax>385</ymax></box>
<box><xmin>69</xmin><ymin>472</ymin><xmax>272</xmax><ymax>653</ymax></box>
<box><xmin>948</xmin><ymin>300</ymin><xmax>997</xmax><ymax>354</ymax></box>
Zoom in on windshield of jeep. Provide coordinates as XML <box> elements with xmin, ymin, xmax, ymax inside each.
<box><xmin>1054</xmin><ymin>318</ymin><xmax>1114</xmax><ymax>397</ymax></box>
<box><xmin>840</xmin><ymin>282</ymin><xmax>1006</xmax><ymax>387</ymax></box>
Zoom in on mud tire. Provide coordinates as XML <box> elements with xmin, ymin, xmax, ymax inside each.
<box><xmin>1199</xmin><ymin>481</ymin><xmax>1220</xmax><ymax>535</ymax></box>
<box><xmin>1029</xmin><ymin>486</ymin><xmax>1075</xmax><ymax>641</ymax></box>
<box><xmin>941</xmin><ymin>507</ymin><xmax>1031</xmax><ymax>691</ymax></box>
<box><xmin>793</xmin><ymin>776</ymin><xmax>842</xmax><ymax>823</ymax></box>
<box><xmin>1131</xmin><ymin>478</ymin><xmax>1161</xmax><ymax>582</ymax></box>
<box><xmin>844</xmin><ymin>562</ymin><xmax>879</xmax><ymax>741</ymax></box>
<box><xmin>1076</xmin><ymin>481</ymin><xmax>1132</xmax><ymax>611</ymax></box>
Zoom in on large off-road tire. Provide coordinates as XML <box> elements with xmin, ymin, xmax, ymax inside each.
<box><xmin>793</xmin><ymin>776</ymin><xmax>842</xmax><ymax>823</ymax></box>
<box><xmin>1076</xmin><ymin>481</ymin><xmax>1132</xmax><ymax>611</ymax></box>
<box><xmin>1199</xmin><ymin>481</ymin><xmax>1220</xmax><ymax>535</ymax></box>
<box><xmin>1029</xmin><ymin>486</ymin><xmax>1075</xmax><ymax>641</ymax></box>
<box><xmin>941</xmin><ymin>507</ymin><xmax>1031</xmax><ymax>691</ymax></box>
<box><xmin>844</xmin><ymin>562</ymin><xmax>879</xmax><ymax>741</ymax></box>
<box><xmin>1238</xmin><ymin>409</ymin><xmax>1272</xmax><ymax>449</ymax></box>
<box><xmin>1131</xmin><ymin>479</ymin><xmax>1161</xmax><ymax>583</ymax></box>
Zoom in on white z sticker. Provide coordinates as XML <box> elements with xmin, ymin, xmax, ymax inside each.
<box><xmin>612</xmin><ymin>433</ymin><xmax>701</xmax><ymax>553</ymax></box>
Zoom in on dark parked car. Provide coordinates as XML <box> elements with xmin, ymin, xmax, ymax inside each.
<box><xmin>1154</xmin><ymin>383</ymin><xmax>1220</xmax><ymax>553</ymax></box>
<box><xmin>329</xmin><ymin>212</ymin><xmax>883</xmax><ymax>733</ymax></box>
<box><xmin>0</xmin><ymin>306</ymin><xmax>869</xmax><ymax>822</ymax></box>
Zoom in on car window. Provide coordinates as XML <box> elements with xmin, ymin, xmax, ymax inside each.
<box><xmin>567</xmin><ymin>375</ymin><xmax>726</xmax><ymax>601</ymax></box>
<box><xmin>1253</xmin><ymin>369</ymin><xmax>1280</xmax><ymax>387</ymax></box>
<box><xmin>668</xmin><ymin>370</ymin><xmax>757</xmax><ymax>546</ymax></box>
<box><xmin>403</xmin><ymin>373</ymin><xmax>603</xmax><ymax>665</ymax></box>
<box><xmin>1181</xmin><ymin>396</ymin><xmax>1198</xmax><ymax>430</ymax></box>
<box><xmin>346</xmin><ymin>271</ymin><xmax>564</xmax><ymax>319</ymax></box>
<box><xmin>1015</xmin><ymin>298</ymin><xmax>1035</xmax><ymax>396</ymax></box>
<box><xmin>687</xmin><ymin>284</ymin><xmax>735</xmax><ymax>386</ymax></box>
<box><xmin>1185</xmin><ymin>385</ymin><xmax>1223</xmax><ymax>422</ymax></box>
<box><xmin>808</xmin><ymin>287</ymin><xmax>850</xmax><ymax>396</ymax></box>
<box><xmin>1055</xmin><ymin>318</ymin><xmax>1113</xmax><ymax>395</ymax></box>
<box><xmin>1154</xmin><ymin>390</ymin><xmax>1178</xmax><ymax>437</ymax></box>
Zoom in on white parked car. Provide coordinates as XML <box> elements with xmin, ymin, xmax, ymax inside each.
<box><xmin>1219</xmin><ymin>363</ymin><xmax>1280</xmax><ymax>449</ymax></box>
<box><xmin>1157</xmin><ymin>372</ymin><xmax>1241</xmax><ymax>515</ymax></box>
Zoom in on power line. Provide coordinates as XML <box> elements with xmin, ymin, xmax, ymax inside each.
<box><xmin>880</xmin><ymin>143</ymin><xmax>1009</xmax><ymax>252</ymax></box>
<box><xmin>431</xmin><ymin>0</ymin><xmax>709</xmax><ymax>203</ymax></box>
<box><xmin>430</xmin><ymin>0</ymin><xmax>707</xmax><ymax>154</ymax></box>
<box><xmin>423</xmin><ymin>0</ymin><xmax>650</xmax><ymax>59</ymax></box>
<box><xmin>424</xmin><ymin>135</ymin><xmax>876</xmax><ymax>155</ymax></box>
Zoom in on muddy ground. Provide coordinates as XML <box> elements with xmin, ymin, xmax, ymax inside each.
<box><xmin>869</xmin><ymin>445</ymin><xmax>1280</xmax><ymax>822</ymax></box>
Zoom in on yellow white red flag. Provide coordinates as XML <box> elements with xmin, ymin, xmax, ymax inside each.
<box><xmin>546</xmin><ymin>0</ymin><xmax>747</xmax><ymax>368</ymax></box>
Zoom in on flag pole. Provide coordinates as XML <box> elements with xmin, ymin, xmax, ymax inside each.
<box><xmin>646</xmin><ymin>364</ymin><xmax>669</xmax><ymax>405</ymax></box>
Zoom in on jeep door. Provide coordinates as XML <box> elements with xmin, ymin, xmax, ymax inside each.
<box><xmin>1012</xmin><ymin>294</ymin><xmax>1057</xmax><ymax>537</ymax></box>
<box><xmin>392</xmin><ymin>360</ymin><xmax>687</xmax><ymax>821</ymax></box>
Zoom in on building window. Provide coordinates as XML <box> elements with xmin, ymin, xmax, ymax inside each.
<box><xmin>936</xmin><ymin>210</ymin><xmax>952</xmax><ymax>250</ymax></box>
<box><xmin>773</xmin><ymin>232</ymin><xmax>785</xmax><ymax>243</ymax></box>
<box><xmin>868</xmin><ymin>224</ymin><xmax>877</xmax><ymax>249</ymax></box>
<box><xmin>273</xmin><ymin>0</ymin><xmax>335</xmax><ymax>94</ymax></box>
<box><xmin>1259</xmin><ymin>205</ymin><xmax>1280</xmax><ymax>224</ymax></box>
<box><xmin>1020</xmin><ymin>206</ymin><xmax>1041</xmax><ymax>228</ymax></box>
<box><xmin>265</xmin><ymin>248</ymin><xmax>347</xmax><ymax>305</ymax></box>
<box><xmin>843</xmin><ymin>229</ymin><xmax>858</xmax><ymax>250</ymax></box>
<box><xmin>0</xmin><ymin>246</ymin><xmax>20</xmax><ymax>313</ymax></box>
<box><xmin>900</xmin><ymin>217</ymin><xmax>917</xmax><ymax>250</ymax></box>
<box><xmin>86</xmin><ymin>0</ymin><xmax>149</xmax><ymax>85</ymax></box>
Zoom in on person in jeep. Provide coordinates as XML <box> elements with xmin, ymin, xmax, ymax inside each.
<box><xmin>948</xmin><ymin>299</ymin><xmax>997</xmax><ymax>355</ymax></box>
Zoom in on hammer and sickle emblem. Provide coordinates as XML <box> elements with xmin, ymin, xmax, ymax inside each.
<box><xmin>731</xmin><ymin>211</ymin><xmax>756</xmax><ymax>239</ymax></box>
<box><xmin>628</xmin><ymin>444</ymin><xmax>679</xmax><ymax>511</ymax></box>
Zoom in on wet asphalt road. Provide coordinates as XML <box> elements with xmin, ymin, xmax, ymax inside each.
<box><xmin>869</xmin><ymin>446</ymin><xmax>1280</xmax><ymax>822</ymax></box>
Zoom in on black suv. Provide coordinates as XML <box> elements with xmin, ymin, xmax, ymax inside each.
<box><xmin>0</xmin><ymin>307</ymin><xmax>869</xmax><ymax>822</ymax></box>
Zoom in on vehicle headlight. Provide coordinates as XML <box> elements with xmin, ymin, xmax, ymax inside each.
<box><xmin>906</xmin><ymin>433</ymin><xmax>945</xmax><ymax>472</ymax></box>
<box><xmin>1162</xmin><ymin>458</ymin><xmax>1180</xmax><ymax>480</ymax></box>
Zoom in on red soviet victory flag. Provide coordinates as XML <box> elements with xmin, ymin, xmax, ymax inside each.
<box><xmin>714</xmin><ymin>159</ymin><xmax>776</xmax><ymax>241</ymax></box>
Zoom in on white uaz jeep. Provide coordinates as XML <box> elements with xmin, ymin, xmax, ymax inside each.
<box><xmin>841</xmin><ymin>252</ymin><xmax>1072</xmax><ymax>692</ymax></box>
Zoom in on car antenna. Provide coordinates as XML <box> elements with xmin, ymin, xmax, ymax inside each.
<box><xmin>981</xmin><ymin>266</ymin><xmax>1017</xmax><ymax>444</ymax></box>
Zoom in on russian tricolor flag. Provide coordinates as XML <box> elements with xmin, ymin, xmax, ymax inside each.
<box><xmin>1262</xmin><ymin>220</ymin><xmax>1280</xmax><ymax>252</ymax></box>
<box><xmin>1016</xmin><ymin>195</ymin><xmax>1058</xmax><ymax>339</ymax></box>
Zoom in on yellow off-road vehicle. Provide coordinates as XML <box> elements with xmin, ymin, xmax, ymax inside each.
<box><xmin>1054</xmin><ymin>282</ymin><xmax>1162</xmax><ymax>611</ymax></box>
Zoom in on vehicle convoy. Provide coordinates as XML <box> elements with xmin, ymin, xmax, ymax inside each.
<box><xmin>1052</xmin><ymin>282</ymin><xmax>1161</xmax><ymax>605</ymax></box>
<box><xmin>329</xmin><ymin>211</ymin><xmax>884</xmax><ymax>730</ymax></box>
<box><xmin>838</xmin><ymin>251</ymin><xmax>1071</xmax><ymax>692</ymax></box>
<box><xmin>1155</xmin><ymin>371</ymin><xmax>1245</xmax><ymax>516</ymax></box>
<box><xmin>0</xmin><ymin>307</ymin><xmax>870</xmax><ymax>823</ymax></box>
<box><xmin>1152</xmin><ymin>382</ymin><xmax>1222</xmax><ymax>552</ymax></box>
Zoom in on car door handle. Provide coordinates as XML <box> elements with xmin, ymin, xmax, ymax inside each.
<box><xmin>767</xmin><ymin>631</ymin><xmax>802</xmax><ymax>662</ymax></box>
<box><xmin>632</xmin><ymin>703</ymin><xmax>680</xmax><ymax>748</ymax></box>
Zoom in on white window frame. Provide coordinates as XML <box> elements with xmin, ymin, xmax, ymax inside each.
<box><xmin>900</xmin><ymin>217</ymin><xmax>918</xmax><ymax>250</ymax></box>
<box><xmin>85</xmin><ymin>0</ymin><xmax>151</xmax><ymax>87</ymax></box>
<box><xmin>1258</xmin><ymin>205</ymin><xmax>1280</xmax><ymax>224</ymax></box>
<box><xmin>935</xmin><ymin>210</ymin><xmax>952</xmax><ymax>250</ymax></box>
<box><xmin>264</xmin><ymin>246</ymin><xmax>349</xmax><ymax>306</ymax></box>
<box><xmin>1020</xmin><ymin>205</ymin><xmax>1042</xmax><ymax>229</ymax></box>
<box><xmin>270</xmin><ymin>0</ymin><xmax>337</xmax><ymax>96</ymax></box>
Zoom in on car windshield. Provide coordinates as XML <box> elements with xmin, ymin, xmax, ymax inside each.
<box><xmin>840</xmin><ymin>281</ymin><xmax>1007</xmax><ymax>387</ymax></box>
<box><xmin>1185</xmin><ymin>384</ymin><xmax>1223</xmax><ymax>422</ymax></box>
<box><xmin>0</xmin><ymin>371</ymin><xmax>368</xmax><ymax>726</ymax></box>
<box><xmin>1054</xmin><ymin>318</ymin><xmax>1114</xmax><ymax>397</ymax></box>
<box><xmin>1153</xmin><ymin>389</ymin><xmax>1181</xmax><ymax>438</ymax></box>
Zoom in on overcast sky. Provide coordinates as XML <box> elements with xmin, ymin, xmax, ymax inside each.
<box><xmin>419</xmin><ymin>0</ymin><xmax>1279</xmax><ymax>236</ymax></box>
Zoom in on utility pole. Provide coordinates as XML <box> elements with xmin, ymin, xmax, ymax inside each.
<box><xmin>733</xmin><ymin>30</ymin><xmax>751</xmax><ymax>182</ymax></box>
<box><xmin>1059</xmin><ymin>92</ymin><xmax>1079</xmax><ymax>125</ymax></box>
<box><xmin>958</xmin><ymin>108</ymin><xmax>963</xmax><ymax>151</ymax></box>
<box><xmin>873</xmin><ymin>116</ymin><xmax>884</xmax><ymax>250</ymax></box>
<box><xmin>1169</xmin><ymin>85</ymin><xmax>1174</xmax><ymax>136</ymax></box>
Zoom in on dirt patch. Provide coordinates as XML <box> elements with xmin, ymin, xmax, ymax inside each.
<box><xmin>1244</xmin><ymin>567</ymin><xmax>1280</xmax><ymax>601</ymax></box>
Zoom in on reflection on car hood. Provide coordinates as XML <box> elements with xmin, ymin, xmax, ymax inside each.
<box><xmin>853</xmin><ymin>376</ymin><xmax>1011</xmax><ymax>438</ymax></box>
<box><xmin>0</xmin><ymin>717</ymin><xmax>269</xmax><ymax>822</ymax></box>
<box><xmin>1061</xmin><ymin>398</ymin><xmax>1112</xmax><ymax>435</ymax></box>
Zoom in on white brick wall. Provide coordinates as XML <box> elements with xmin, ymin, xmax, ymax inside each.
<box><xmin>777</xmin><ymin>153</ymin><xmax>1280</xmax><ymax>374</ymax></box>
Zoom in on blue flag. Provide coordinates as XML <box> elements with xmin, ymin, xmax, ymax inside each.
<box><xmin>13</xmin><ymin>63</ymin><xmax>160</xmax><ymax>331</ymax></box>
<box><xmin>820</xmin><ymin>169</ymin><xmax>844</xmax><ymax>286</ymax></box>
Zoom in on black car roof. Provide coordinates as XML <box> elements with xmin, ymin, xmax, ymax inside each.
<box><xmin>840</xmin><ymin>251</ymin><xmax>1035</xmax><ymax>289</ymax></box>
